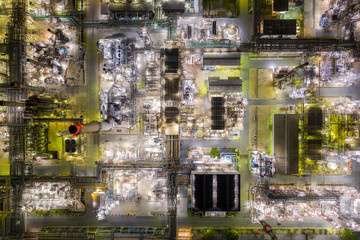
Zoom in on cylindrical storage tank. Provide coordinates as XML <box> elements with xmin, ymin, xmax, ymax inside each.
<box><xmin>82</xmin><ymin>121</ymin><xmax>113</xmax><ymax>132</ymax></box>
<box><xmin>68</xmin><ymin>121</ymin><xmax>114</xmax><ymax>135</ymax></box>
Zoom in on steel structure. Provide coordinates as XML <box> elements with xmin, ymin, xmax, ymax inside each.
<box><xmin>2</xmin><ymin>0</ymin><xmax>360</xmax><ymax>238</ymax></box>
<box><xmin>4</xmin><ymin>0</ymin><xmax>28</xmax><ymax>236</ymax></box>
<box><xmin>322</xmin><ymin>2</ymin><xmax>360</xmax><ymax>29</ymax></box>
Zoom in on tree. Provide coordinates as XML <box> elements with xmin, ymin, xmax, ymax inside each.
<box><xmin>198</xmin><ymin>83</ymin><xmax>208</xmax><ymax>97</ymax></box>
<box><xmin>341</xmin><ymin>229</ymin><xmax>357</xmax><ymax>240</ymax></box>
<box><xmin>210</xmin><ymin>148</ymin><xmax>220</xmax><ymax>158</ymax></box>
<box><xmin>303</xmin><ymin>230</ymin><xmax>315</xmax><ymax>240</ymax></box>
<box><xmin>203</xmin><ymin>228</ymin><xmax>215</xmax><ymax>240</ymax></box>
<box><xmin>225</xmin><ymin>227</ymin><xmax>239</xmax><ymax>240</ymax></box>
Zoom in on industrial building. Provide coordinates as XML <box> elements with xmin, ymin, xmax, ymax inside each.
<box><xmin>307</xmin><ymin>106</ymin><xmax>323</xmax><ymax>161</ymax></box>
<box><xmin>210</xmin><ymin>96</ymin><xmax>226</xmax><ymax>130</ymax></box>
<box><xmin>1</xmin><ymin>0</ymin><xmax>360</xmax><ymax>238</ymax></box>
<box><xmin>273</xmin><ymin>114</ymin><xmax>299</xmax><ymax>175</ymax></box>
<box><xmin>164</xmin><ymin>48</ymin><xmax>179</xmax><ymax>73</ymax></box>
<box><xmin>262</xmin><ymin>19</ymin><xmax>297</xmax><ymax>36</ymax></box>
<box><xmin>162</xmin><ymin>0</ymin><xmax>185</xmax><ymax>13</ymax></box>
<box><xmin>192</xmin><ymin>173</ymin><xmax>240</xmax><ymax>212</ymax></box>
<box><xmin>203</xmin><ymin>52</ymin><xmax>241</xmax><ymax>66</ymax></box>
<box><xmin>272</xmin><ymin>0</ymin><xmax>289</xmax><ymax>12</ymax></box>
<box><xmin>208</xmin><ymin>77</ymin><xmax>242</xmax><ymax>93</ymax></box>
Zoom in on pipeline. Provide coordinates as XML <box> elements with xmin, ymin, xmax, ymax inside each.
<box><xmin>0</xmin><ymin>100</ymin><xmax>25</xmax><ymax>107</ymax></box>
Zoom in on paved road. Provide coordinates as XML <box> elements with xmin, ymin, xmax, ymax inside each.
<box><xmin>27</xmin><ymin>213</ymin><xmax>332</xmax><ymax>230</ymax></box>
<box><xmin>237</xmin><ymin>0</ymin><xmax>252</xmax><ymax>42</ymax></box>
<box><xmin>316</xmin><ymin>83</ymin><xmax>360</xmax><ymax>100</ymax></box>
<box><xmin>86</xmin><ymin>0</ymin><xmax>101</xmax><ymax>20</ymax></box>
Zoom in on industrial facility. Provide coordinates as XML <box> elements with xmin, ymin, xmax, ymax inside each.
<box><xmin>1</xmin><ymin>0</ymin><xmax>360</xmax><ymax>239</ymax></box>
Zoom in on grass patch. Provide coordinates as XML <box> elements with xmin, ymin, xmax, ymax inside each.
<box><xmin>138</xmin><ymin>80</ymin><xmax>145</xmax><ymax>90</ymax></box>
<box><xmin>227</xmin><ymin>211</ymin><xmax>239</xmax><ymax>216</ymax></box>
<box><xmin>187</xmin><ymin>208</ymin><xmax>194</xmax><ymax>216</ymax></box>
<box><xmin>203</xmin><ymin>0</ymin><xmax>236</xmax><ymax>17</ymax></box>
<box><xmin>198</xmin><ymin>82</ymin><xmax>208</xmax><ymax>97</ymax></box>
<box><xmin>210</xmin><ymin>147</ymin><xmax>220</xmax><ymax>158</ymax></box>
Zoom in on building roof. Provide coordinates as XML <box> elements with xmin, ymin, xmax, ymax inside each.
<box><xmin>273</xmin><ymin>0</ymin><xmax>289</xmax><ymax>12</ymax></box>
<box><xmin>262</xmin><ymin>19</ymin><xmax>297</xmax><ymax>35</ymax></box>
<box><xmin>109</xmin><ymin>2</ymin><xmax>153</xmax><ymax>12</ymax></box>
<box><xmin>165</xmin><ymin>106</ymin><xmax>179</xmax><ymax>123</ymax></box>
<box><xmin>164</xmin><ymin>75</ymin><xmax>179</xmax><ymax>101</ymax></box>
<box><xmin>164</xmin><ymin>48</ymin><xmax>179</xmax><ymax>73</ymax></box>
<box><xmin>208</xmin><ymin>77</ymin><xmax>242</xmax><ymax>93</ymax></box>
<box><xmin>203</xmin><ymin>52</ymin><xmax>240</xmax><ymax>66</ymax></box>
<box><xmin>306</xmin><ymin>107</ymin><xmax>323</xmax><ymax>160</ymax></box>
<box><xmin>273</xmin><ymin>114</ymin><xmax>299</xmax><ymax>175</ymax></box>
<box><xmin>192</xmin><ymin>174</ymin><xmax>240</xmax><ymax>212</ymax></box>
<box><xmin>211</xmin><ymin>96</ymin><xmax>225</xmax><ymax>130</ymax></box>
<box><xmin>307</xmin><ymin>106</ymin><xmax>322</xmax><ymax>136</ymax></box>
<box><xmin>308</xmin><ymin>140</ymin><xmax>322</xmax><ymax>161</ymax></box>
<box><xmin>162</xmin><ymin>0</ymin><xmax>185</xmax><ymax>12</ymax></box>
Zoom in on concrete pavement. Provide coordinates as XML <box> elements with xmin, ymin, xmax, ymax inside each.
<box><xmin>316</xmin><ymin>83</ymin><xmax>360</xmax><ymax>100</ymax></box>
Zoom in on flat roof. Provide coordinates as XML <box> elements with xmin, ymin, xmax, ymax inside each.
<box><xmin>273</xmin><ymin>0</ymin><xmax>289</xmax><ymax>12</ymax></box>
<box><xmin>162</xmin><ymin>0</ymin><xmax>185</xmax><ymax>12</ymax></box>
<box><xmin>308</xmin><ymin>139</ymin><xmax>322</xmax><ymax>161</ymax></box>
<box><xmin>165</xmin><ymin>107</ymin><xmax>179</xmax><ymax>123</ymax></box>
<box><xmin>164</xmin><ymin>48</ymin><xmax>179</xmax><ymax>73</ymax></box>
<box><xmin>211</xmin><ymin>97</ymin><xmax>225</xmax><ymax>130</ymax></box>
<box><xmin>203</xmin><ymin>52</ymin><xmax>241</xmax><ymax>59</ymax></box>
<box><xmin>164</xmin><ymin>75</ymin><xmax>179</xmax><ymax>101</ymax></box>
<box><xmin>209</xmin><ymin>78</ymin><xmax>242</xmax><ymax>93</ymax></box>
<box><xmin>307</xmin><ymin>106</ymin><xmax>322</xmax><ymax>136</ymax></box>
<box><xmin>192</xmin><ymin>174</ymin><xmax>240</xmax><ymax>212</ymax></box>
<box><xmin>273</xmin><ymin>114</ymin><xmax>299</xmax><ymax>175</ymax></box>
<box><xmin>203</xmin><ymin>52</ymin><xmax>241</xmax><ymax>66</ymax></box>
<box><xmin>263</xmin><ymin>19</ymin><xmax>297</xmax><ymax>35</ymax></box>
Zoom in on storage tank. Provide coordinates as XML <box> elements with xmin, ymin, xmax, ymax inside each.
<box><xmin>68</xmin><ymin>120</ymin><xmax>115</xmax><ymax>135</ymax></box>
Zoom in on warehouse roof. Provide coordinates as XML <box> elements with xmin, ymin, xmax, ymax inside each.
<box><xmin>273</xmin><ymin>0</ymin><xmax>289</xmax><ymax>12</ymax></box>
<box><xmin>192</xmin><ymin>174</ymin><xmax>240</xmax><ymax>212</ymax></box>
<box><xmin>208</xmin><ymin>77</ymin><xmax>242</xmax><ymax>93</ymax></box>
<box><xmin>263</xmin><ymin>19</ymin><xmax>297</xmax><ymax>35</ymax></box>
<box><xmin>307</xmin><ymin>106</ymin><xmax>322</xmax><ymax>136</ymax></box>
<box><xmin>203</xmin><ymin>52</ymin><xmax>240</xmax><ymax>66</ymax></box>
<box><xmin>211</xmin><ymin>97</ymin><xmax>225</xmax><ymax>130</ymax></box>
<box><xmin>273</xmin><ymin>114</ymin><xmax>299</xmax><ymax>175</ymax></box>
<box><xmin>162</xmin><ymin>0</ymin><xmax>185</xmax><ymax>12</ymax></box>
<box><xmin>164</xmin><ymin>48</ymin><xmax>179</xmax><ymax>73</ymax></box>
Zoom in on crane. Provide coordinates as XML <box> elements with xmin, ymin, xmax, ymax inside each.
<box><xmin>273</xmin><ymin>62</ymin><xmax>309</xmax><ymax>89</ymax></box>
